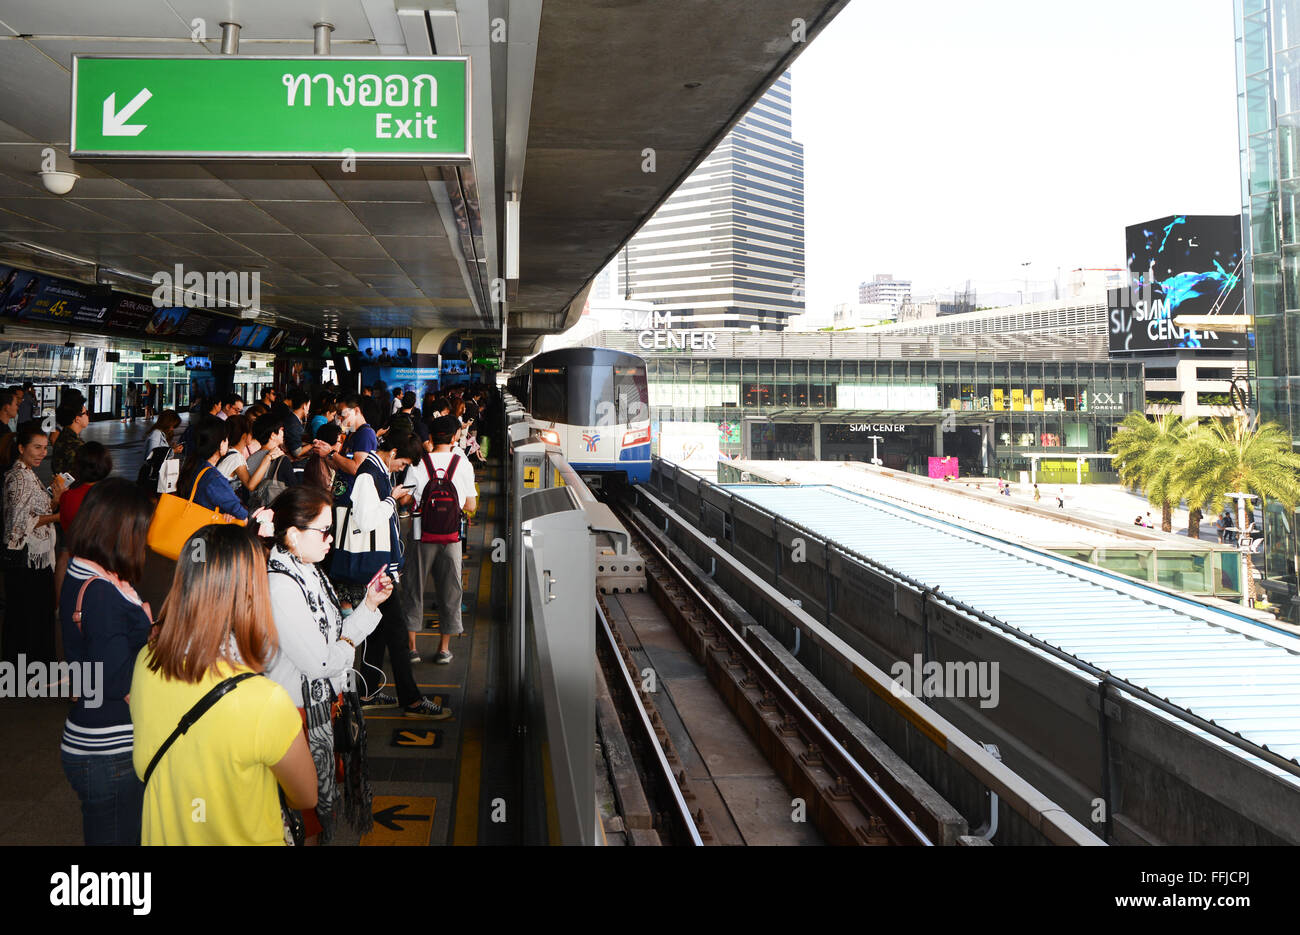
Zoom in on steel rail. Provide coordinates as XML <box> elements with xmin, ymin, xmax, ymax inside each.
<box><xmin>596</xmin><ymin>601</ymin><xmax>704</xmax><ymax>846</ymax></box>
<box><xmin>615</xmin><ymin>499</ymin><xmax>933</xmax><ymax>846</ymax></box>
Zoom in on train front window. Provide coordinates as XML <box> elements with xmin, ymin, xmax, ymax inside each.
<box><xmin>572</xmin><ymin>365</ymin><xmax>647</xmax><ymax>426</ymax></box>
<box><xmin>530</xmin><ymin>367</ymin><xmax>568</xmax><ymax>423</ymax></box>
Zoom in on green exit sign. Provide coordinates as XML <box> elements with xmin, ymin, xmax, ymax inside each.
<box><xmin>71</xmin><ymin>56</ymin><xmax>469</xmax><ymax>161</ymax></box>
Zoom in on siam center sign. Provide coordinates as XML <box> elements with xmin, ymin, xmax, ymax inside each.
<box><xmin>626</xmin><ymin>309</ymin><xmax>718</xmax><ymax>351</ymax></box>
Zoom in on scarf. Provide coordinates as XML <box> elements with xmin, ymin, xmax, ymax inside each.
<box><xmin>267</xmin><ymin>546</ymin><xmax>346</xmax><ymax>844</ymax></box>
<box><xmin>5</xmin><ymin>460</ymin><xmax>54</xmax><ymax>570</ymax></box>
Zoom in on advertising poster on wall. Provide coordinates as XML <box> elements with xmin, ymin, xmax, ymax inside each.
<box><xmin>928</xmin><ymin>456</ymin><xmax>959</xmax><ymax>480</ymax></box>
<box><xmin>1</xmin><ymin>270</ymin><xmax>44</xmax><ymax>318</ymax></box>
<box><xmin>16</xmin><ymin>278</ymin><xmax>112</xmax><ymax>326</ymax></box>
<box><xmin>106</xmin><ymin>294</ymin><xmax>154</xmax><ymax>332</ymax></box>
<box><xmin>659</xmin><ymin>422</ymin><xmax>720</xmax><ymax>471</ymax></box>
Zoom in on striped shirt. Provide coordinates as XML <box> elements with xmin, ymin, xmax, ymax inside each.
<box><xmin>59</xmin><ymin>558</ymin><xmax>152</xmax><ymax>757</ymax></box>
<box><xmin>61</xmin><ymin>720</ymin><xmax>134</xmax><ymax>757</ymax></box>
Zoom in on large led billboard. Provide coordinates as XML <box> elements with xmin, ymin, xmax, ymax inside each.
<box><xmin>1108</xmin><ymin>214</ymin><xmax>1247</xmax><ymax>353</ymax></box>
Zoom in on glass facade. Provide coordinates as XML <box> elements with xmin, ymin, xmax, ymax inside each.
<box><xmin>1236</xmin><ymin>1</ymin><xmax>1300</xmax><ymax>613</ymax></box>
<box><xmin>644</xmin><ymin>355</ymin><xmax>1143</xmax><ymax>477</ymax></box>
<box><xmin>1237</xmin><ymin>0</ymin><xmax>1300</xmax><ymax>440</ymax></box>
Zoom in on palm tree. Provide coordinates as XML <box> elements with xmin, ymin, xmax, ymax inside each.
<box><xmin>1173</xmin><ymin>418</ymin><xmax>1300</xmax><ymax>605</ymax></box>
<box><xmin>1175</xmin><ymin>422</ymin><xmax>1214</xmax><ymax>540</ymax></box>
<box><xmin>1108</xmin><ymin>412</ymin><xmax>1192</xmax><ymax>532</ymax></box>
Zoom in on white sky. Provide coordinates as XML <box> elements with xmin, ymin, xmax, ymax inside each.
<box><xmin>790</xmin><ymin>0</ymin><xmax>1241</xmax><ymax>318</ymax></box>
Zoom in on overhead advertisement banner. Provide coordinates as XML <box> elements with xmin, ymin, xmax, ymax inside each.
<box><xmin>71</xmin><ymin>56</ymin><xmax>469</xmax><ymax>161</ymax></box>
<box><xmin>1109</xmin><ymin>214</ymin><xmax>1247</xmax><ymax>353</ymax></box>
<box><xmin>16</xmin><ymin>278</ymin><xmax>112</xmax><ymax>326</ymax></box>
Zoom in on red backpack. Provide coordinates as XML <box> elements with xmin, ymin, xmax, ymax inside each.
<box><xmin>417</xmin><ymin>452</ymin><xmax>463</xmax><ymax>544</ymax></box>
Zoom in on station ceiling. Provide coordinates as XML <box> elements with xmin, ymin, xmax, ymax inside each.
<box><xmin>0</xmin><ymin>0</ymin><xmax>846</xmax><ymax>359</ymax></box>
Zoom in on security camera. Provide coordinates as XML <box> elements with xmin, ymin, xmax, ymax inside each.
<box><xmin>39</xmin><ymin>170</ymin><xmax>79</xmax><ymax>195</ymax></box>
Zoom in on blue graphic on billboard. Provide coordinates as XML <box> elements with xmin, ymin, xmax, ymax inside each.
<box><xmin>1109</xmin><ymin>214</ymin><xmax>1246</xmax><ymax>352</ymax></box>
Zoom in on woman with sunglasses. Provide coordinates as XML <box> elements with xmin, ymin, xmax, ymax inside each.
<box><xmin>263</xmin><ymin>485</ymin><xmax>393</xmax><ymax>844</ymax></box>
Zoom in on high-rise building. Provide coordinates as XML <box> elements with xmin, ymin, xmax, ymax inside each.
<box><xmin>858</xmin><ymin>274</ymin><xmax>911</xmax><ymax>311</ymax></box>
<box><xmin>1236</xmin><ymin>3</ymin><xmax>1297</xmax><ymax>441</ymax></box>
<box><xmin>1234</xmin><ymin>3</ymin><xmax>1300</xmax><ymax>610</ymax></box>
<box><xmin>618</xmin><ymin>72</ymin><xmax>805</xmax><ymax>330</ymax></box>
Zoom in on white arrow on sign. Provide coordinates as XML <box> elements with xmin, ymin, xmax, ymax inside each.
<box><xmin>102</xmin><ymin>88</ymin><xmax>152</xmax><ymax>136</ymax></box>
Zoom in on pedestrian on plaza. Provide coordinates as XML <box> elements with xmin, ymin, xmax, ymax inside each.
<box><xmin>16</xmin><ymin>382</ymin><xmax>37</xmax><ymax>426</ymax></box>
<box><xmin>1033</xmin><ymin>483</ymin><xmax>1041</xmax><ymax>503</ymax></box>
<box><xmin>60</xmin><ymin>441</ymin><xmax>112</xmax><ymax>535</ymax></box>
<box><xmin>400</xmin><ymin>415</ymin><xmax>477</xmax><ymax>668</ymax></box>
<box><xmin>143</xmin><ymin>410</ymin><xmax>183</xmax><ymax>460</ymax></box>
<box><xmin>331</xmin><ymin>430</ymin><xmax>448</xmax><ymax>719</ymax></box>
<box><xmin>216</xmin><ymin>415</ymin><xmax>280</xmax><ymax>504</ymax></box>
<box><xmin>177</xmin><ymin>416</ymin><xmax>249</xmax><ymax>521</ymax></box>
<box><xmin>304</xmin><ymin>423</ymin><xmax>342</xmax><ymax>494</ymax></box>
<box><xmin>50</xmin><ymin>397</ymin><xmax>89</xmax><ymax>477</ymax></box>
<box><xmin>265</xmin><ymin>485</ymin><xmax>393</xmax><ymax>845</ymax></box>
<box><xmin>2</xmin><ymin>422</ymin><xmax>65</xmax><ymax>664</ymax></box>
<box><xmin>0</xmin><ymin>388</ymin><xmax>17</xmax><ymax>447</ymax></box>
<box><xmin>142</xmin><ymin>380</ymin><xmax>155</xmax><ymax>422</ymax></box>
<box><xmin>1057</xmin><ymin>488</ymin><xmax>1065</xmax><ymax>509</ymax></box>
<box><xmin>129</xmin><ymin>524</ymin><xmax>316</xmax><ymax>845</ymax></box>
<box><xmin>58</xmin><ymin>479</ymin><xmax>154</xmax><ymax>845</ymax></box>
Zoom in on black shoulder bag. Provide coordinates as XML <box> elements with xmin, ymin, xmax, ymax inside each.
<box><xmin>141</xmin><ymin>672</ymin><xmax>262</xmax><ymax>788</ymax></box>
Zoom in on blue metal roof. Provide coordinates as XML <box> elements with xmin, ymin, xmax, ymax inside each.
<box><xmin>725</xmin><ymin>484</ymin><xmax>1300</xmax><ymax>781</ymax></box>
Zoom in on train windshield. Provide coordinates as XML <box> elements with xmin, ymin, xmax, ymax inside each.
<box><xmin>531</xmin><ymin>363</ymin><xmax>648</xmax><ymax>426</ymax></box>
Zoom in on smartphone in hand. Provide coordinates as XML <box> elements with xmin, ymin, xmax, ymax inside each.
<box><xmin>367</xmin><ymin>567</ymin><xmax>388</xmax><ymax>594</ymax></box>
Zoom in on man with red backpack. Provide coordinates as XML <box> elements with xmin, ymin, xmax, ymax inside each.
<box><xmin>398</xmin><ymin>415</ymin><xmax>477</xmax><ymax>665</ymax></box>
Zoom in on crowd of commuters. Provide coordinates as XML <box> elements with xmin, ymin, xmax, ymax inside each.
<box><xmin>1</xmin><ymin>374</ymin><xmax>498</xmax><ymax>846</ymax></box>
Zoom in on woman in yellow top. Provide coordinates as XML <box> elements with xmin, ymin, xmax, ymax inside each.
<box><xmin>129</xmin><ymin>524</ymin><xmax>317</xmax><ymax>845</ymax></box>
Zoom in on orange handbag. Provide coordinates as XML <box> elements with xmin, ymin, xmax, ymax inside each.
<box><xmin>146</xmin><ymin>465</ymin><xmax>245</xmax><ymax>560</ymax></box>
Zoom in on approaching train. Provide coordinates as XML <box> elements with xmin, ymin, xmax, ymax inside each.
<box><xmin>508</xmin><ymin>347</ymin><xmax>652</xmax><ymax>485</ymax></box>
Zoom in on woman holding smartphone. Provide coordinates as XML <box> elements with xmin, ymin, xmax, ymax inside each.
<box><xmin>264</xmin><ymin>486</ymin><xmax>393</xmax><ymax>844</ymax></box>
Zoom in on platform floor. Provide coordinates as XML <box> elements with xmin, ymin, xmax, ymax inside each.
<box><xmin>0</xmin><ymin>447</ymin><xmax>513</xmax><ymax>847</ymax></box>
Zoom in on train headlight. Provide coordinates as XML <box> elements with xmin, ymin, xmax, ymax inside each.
<box><xmin>538</xmin><ymin>429</ymin><xmax>561</xmax><ymax>446</ymax></box>
<box><xmin>622</xmin><ymin>426</ymin><xmax>651</xmax><ymax>447</ymax></box>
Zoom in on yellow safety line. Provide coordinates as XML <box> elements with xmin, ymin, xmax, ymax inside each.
<box><xmin>452</xmin><ymin>493</ymin><xmax>496</xmax><ymax>845</ymax></box>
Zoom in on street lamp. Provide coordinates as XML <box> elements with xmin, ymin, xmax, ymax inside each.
<box><xmin>867</xmin><ymin>434</ymin><xmax>884</xmax><ymax>466</ymax></box>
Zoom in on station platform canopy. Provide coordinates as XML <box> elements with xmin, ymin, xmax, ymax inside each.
<box><xmin>0</xmin><ymin>0</ymin><xmax>848</xmax><ymax>360</ymax></box>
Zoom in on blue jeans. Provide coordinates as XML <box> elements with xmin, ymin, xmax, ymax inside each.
<box><xmin>61</xmin><ymin>749</ymin><xmax>143</xmax><ymax>846</ymax></box>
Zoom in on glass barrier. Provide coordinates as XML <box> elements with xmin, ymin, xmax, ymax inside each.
<box><xmin>1156</xmin><ymin>551</ymin><xmax>1211</xmax><ymax>593</ymax></box>
<box><xmin>1095</xmin><ymin>549</ymin><xmax>1153</xmax><ymax>581</ymax></box>
<box><xmin>1215</xmin><ymin>550</ymin><xmax>1243</xmax><ymax>595</ymax></box>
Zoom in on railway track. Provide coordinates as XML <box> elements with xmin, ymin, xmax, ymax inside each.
<box><xmin>594</xmin><ymin>495</ymin><xmax>934</xmax><ymax>846</ymax></box>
